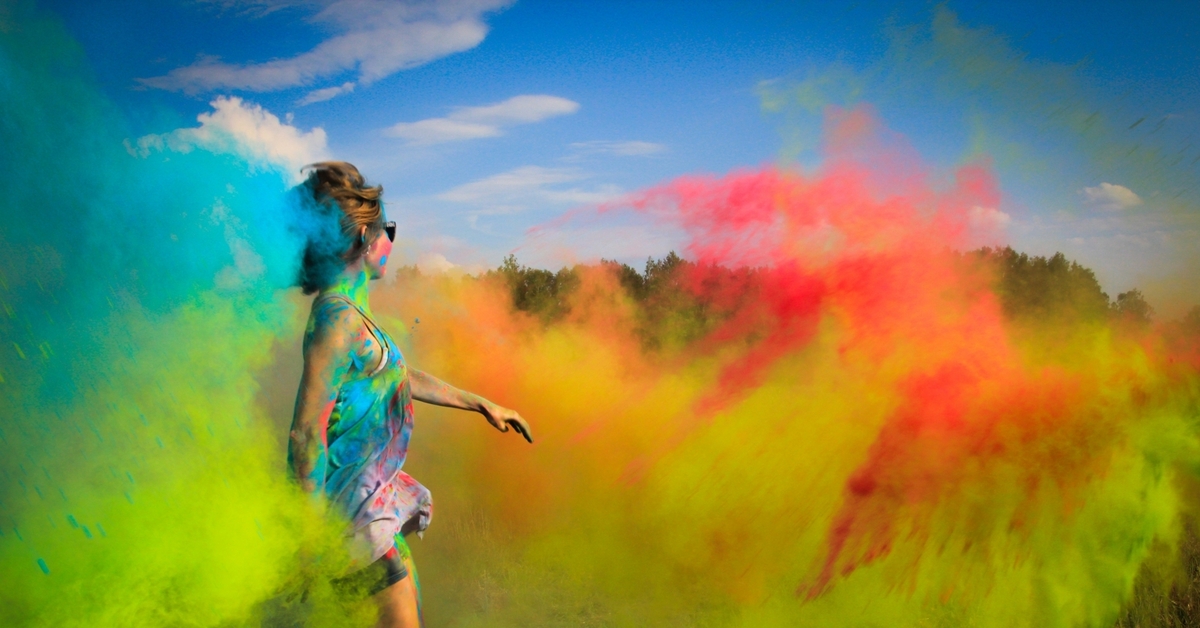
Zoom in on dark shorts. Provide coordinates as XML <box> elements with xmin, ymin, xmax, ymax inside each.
<box><xmin>332</xmin><ymin>543</ymin><xmax>409</xmax><ymax>597</ymax></box>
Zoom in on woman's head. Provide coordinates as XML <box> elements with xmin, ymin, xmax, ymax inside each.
<box><xmin>295</xmin><ymin>161</ymin><xmax>393</xmax><ymax>294</ymax></box>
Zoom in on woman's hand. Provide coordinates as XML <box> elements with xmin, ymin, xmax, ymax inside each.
<box><xmin>481</xmin><ymin>403</ymin><xmax>534</xmax><ymax>443</ymax></box>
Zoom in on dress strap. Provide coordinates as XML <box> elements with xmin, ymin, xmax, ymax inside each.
<box><xmin>315</xmin><ymin>293</ymin><xmax>390</xmax><ymax>376</ymax></box>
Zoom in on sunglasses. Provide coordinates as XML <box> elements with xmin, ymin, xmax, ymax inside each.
<box><xmin>383</xmin><ymin>221</ymin><xmax>396</xmax><ymax>242</ymax></box>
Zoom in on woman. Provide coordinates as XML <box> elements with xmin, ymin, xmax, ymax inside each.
<box><xmin>288</xmin><ymin>162</ymin><xmax>533</xmax><ymax>628</ymax></box>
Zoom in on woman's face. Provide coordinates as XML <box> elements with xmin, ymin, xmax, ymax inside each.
<box><xmin>362</xmin><ymin>224</ymin><xmax>392</xmax><ymax>280</ymax></box>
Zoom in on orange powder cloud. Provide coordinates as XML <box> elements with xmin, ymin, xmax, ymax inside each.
<box><xmin>352</xmin><ymin>108</ymin><xmax>1198</xmax><ymax>625</ymax></box>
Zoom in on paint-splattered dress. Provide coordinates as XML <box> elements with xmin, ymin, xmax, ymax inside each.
<box><xmin>314</xmin><ymin>294</ymin><xmax>432</xmax><ymax>565</ymax></box>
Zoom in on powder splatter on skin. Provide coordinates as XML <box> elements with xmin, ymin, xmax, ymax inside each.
<box><xmin>3</xmin><ymin>5</ymin><xmax>1199</xmax><ymax>628</ymax></box>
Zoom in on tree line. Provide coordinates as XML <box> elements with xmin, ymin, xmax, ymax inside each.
<box><xmin>485</xmin><ymin>247</ymin><xmax>1196</xmax><ymax>338</ymax></box>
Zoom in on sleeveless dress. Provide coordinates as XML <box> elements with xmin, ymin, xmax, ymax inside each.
<box><xmin>311</xmin><ymin>294</ymin><xmax>433</xmax><ymax>564</ymax></box>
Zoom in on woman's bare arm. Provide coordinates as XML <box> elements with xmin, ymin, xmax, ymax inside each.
<box><xmin>289</xmin><ymin>302</ymin><xmax>358</xmax><ymax>493</ymax></box>
<box><xmin>409</xmin><ymin>369</ymin><xmax>534</xmax><ymax>443</ymax></box>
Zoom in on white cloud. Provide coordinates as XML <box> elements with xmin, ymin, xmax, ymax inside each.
<box><xmin>386</xmin><ymin>118</ymin><xmax>502</xmax><ymax>143</ymax></box>
<box><xmin>438</xmin><ymin>166</ymin><xmax>616</xmax><ymax>205</ymax></box>
<box><xmin>436</xmin><ymin>166</ymin><xmax>621</xmax><ymax>231</ymax></box>
<box><xmin>968</xmin><ymin>205</ymin><xmax>1012</xmax><ymax>230</ymax></box>
<box><xmin>130</xmin><ymin>96</ymin><xmax>329</xmax><ymax>181</ymax></box>
<box><xmin>197</xmin><ymin>0</ymin><xmax>315</xmax><ymax>17</ymax></box>
<box><xmin>450</xmin><ymin>94</ymin><xmax>580</xmax><ymax>124</ymax></box>
<box><xmin>417</xmin><ymin>252</ymin><xmax>459</xmax><ymax>274</ymax></box>
<box><xmin>384</xmin><ymin>94</ymin><xmax>579</xmax><ymax>144</ymax></box>
<box><xmin>140</xmin><ymin>0</ymin><xmax>512</xmax><ymax>96</ymax></box>
<box><xmin>1080</xmin><ymin>182</ymin><xmax>1143</xmax><ymax>211</ymax></box>
<box><xmin>297</xmin><ymin>81</ymin><xmax>355</xmax><ymax>105</ymax></box>
<box><xmin>413</xmin><ymin>252</ymin><xmax>483</xmax><ymax>275</ymax></box>
<box><xmin>568</xmin><ymin>140</ymin><xmax>667</xmax><ymax>157</ymax></box>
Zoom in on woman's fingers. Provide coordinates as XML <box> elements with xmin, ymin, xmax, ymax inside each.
<box><xmin>484</xmin><ymin>405</ymin><xmax>533</xmax><ymax>443</ymax></box>
<box><xmin>507</xmin><ymin>417</ymin><xmax>534</xmax><ymax>444</ymax></box>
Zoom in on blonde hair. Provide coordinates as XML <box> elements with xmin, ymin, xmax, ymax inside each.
<box><xmin>296</xmin><ymin>161</ymin><xmax>386</xmax><ymax>294</ymax></box>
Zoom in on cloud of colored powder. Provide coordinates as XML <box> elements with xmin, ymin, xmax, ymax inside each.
<box><xmin>368</xmin><ymin>107</ymin><xmax>1200</xmax><ymax>627</ymax></box>
<box><xmin>0</xmin><ymin>6</ymin><xmax>375</xmax><ymax>626</ymax></box>
<box><xmin>3</xmin><ymin>4</ymin><xmax>1200</xmax><ymax>628</ymax></box>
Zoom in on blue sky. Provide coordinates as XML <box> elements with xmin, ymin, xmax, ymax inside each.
<box><xmin>39</xmin><ymin>0</ymin><xmax>1200</xmax><ymax>312</ymax></box>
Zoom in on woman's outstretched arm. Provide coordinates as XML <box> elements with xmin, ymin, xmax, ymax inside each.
<box><xmin>289</xmin><ymin>302</ymin><xmax>357</xmax><ymax>493</ymax></box>
<box><xmin>409</xmin><ymin>369</ymin><xmax>534</xmax><ymax>443</ymax></box>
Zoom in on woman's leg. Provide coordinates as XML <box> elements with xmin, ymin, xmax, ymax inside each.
<box><xmin>374</xmin><ymin>533</ymin><xmax>422</xmax><ymax>628</ymax></box>
<box><xmin>373</xmin><ymin>574</ymin><xmax>419</xmax><ymax>628</ymax></box>
<box><xmin>394</xmin><ymin>533</ymin><xmax>422</xmax><ymax>611</ymax></box>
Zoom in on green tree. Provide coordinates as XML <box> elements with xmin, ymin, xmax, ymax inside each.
<box><xmin>1184</xmin><ymin>306</ymin><xmax>1200</xmax><ymax>333</ymax></box>
<box><xmin>1112</xmin><ymin>289</ymin><xmax>1154</xmax><ymax>326</ymax></box>
<box><xmin>972</xmin><ymin>247</ymin><xmax>1112</xmax><ymax>324</ymax></box>
<box><xmin>488</xmin><ymin>254</ymin><xmax>580</xmax><ymax>322</ymax></box>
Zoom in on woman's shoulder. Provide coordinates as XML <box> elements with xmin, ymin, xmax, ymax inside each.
<box><xmin>304</xmin><ymin>296</ymin><xmax>391</xmax><ymax>376</ymax></box>
<box><xmin>312</xmin><ymin>294</ymin><xmax>359</xmax><ymax>319</ymax></box>
<box><xmin>305</xmin><ymin>296</ymin><xmax>367</xmax><ymax>342</ymax></box>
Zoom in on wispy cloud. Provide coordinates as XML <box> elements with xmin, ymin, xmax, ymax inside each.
<box><xmin>385</xmin><ymin>118</ymin><xmax>502</xmax><ymax>143</ymax></box>
<box><xmin>1080</xmin><ymin>182</ymin><xmax>1143</xmax><ymax>211</ymax></box>
<box><xmin>384</xmin><ymin>95</ymin><xmax>580</xmax><ymax>144</ymax></box>
<box><xmin>568</xmin><ymin>140</ymin><xmax>667</xmax><ymax>157</ymax></box>
<box><xmin>140</xmin><ymin>0</ymin><xmax>512</xmax><ymax>97</ymax></box>
<box><xmin>968</xmin><ymin>205</ymin><xmax>1012</xmax><ymax>229</ymax></box>
<box><xmin>297</xmin><ymin>81</ymin><xmax>355</xmax><ymax>105</ymax></box>
<box><xmin>195</xmin><ymin>0</ymin><xmax>308</xmax><ymax>17</ymax></box>
<box><xmin>129</xmin><ymin>96</ymin><xmax>329</xmax><ymax>180</ymax></box>
<box><xmin>437</xmin><ymin>166</ymin><xmax>620</xmax><ymax>229</ymax></box>
<box><xmin>438</xmin><ymin>166</ymin><xmax>614</xmax><ymax>205</ymax></box>
<box><xmin>415</xmin><ymin>252</ymin><xmax>485</xmax><ymax>276</ymax></box>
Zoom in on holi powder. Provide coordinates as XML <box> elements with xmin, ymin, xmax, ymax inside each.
<box><xmin>3</xmin><ymin>5</ymin><xmax>1200</xmax><ymax>628</ymax></box>
<box><xmin>380</xmin><ymin>114</ymin><xmax>1199</xmax><ymax>626</ymax></box>
<box><xmin>0</xmin><ymin>9</ymin><xmax>368</xmax><ymax>627</ymax></box>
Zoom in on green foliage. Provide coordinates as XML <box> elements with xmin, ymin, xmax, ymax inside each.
<box><xmin>618</xmin><ymin>253</ymin><xmax>788</xmax><ymax>352</ymax></box>
<box><xmin>1113</xmin><ymin>508</ymin><xmax>1200</xmax><ymax>628</ymax></box>
<box><xmin>488</xmin><ymin>251</ymin><xmax>757</xmax><ymax>348</ymax></box>
<box><xmin>487</xmin><ymin>254</ymin><xmax>581</xmax><ymax>322</ymax></box>
<box><xmin>606</xmin><ymin>251</ymin><xmax>688</xmax><ymax>302</ymax></box>
<box><xmin>493</xmin><ymin>247</ymin><xmax>1178</xmax><ymax>344</ymax></box>
<box><xmin>603</xmin><ymin>252</ymin><xmax>735</xmax><ymax>349</ymax></box>
<box><xmin>1184</xmin><ymin>306</ymin><xmax>1200</xmax><ymax>334</ymax></box>
<box><xmin>972</xmin><ymin>247</ymin><xmax>1113</xmax><ymax>324</ymax></box>
<box><xmin>1113</xmin><ymin>289</ymin><xmax>1155</xmax><ymax>327</ymax></box>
